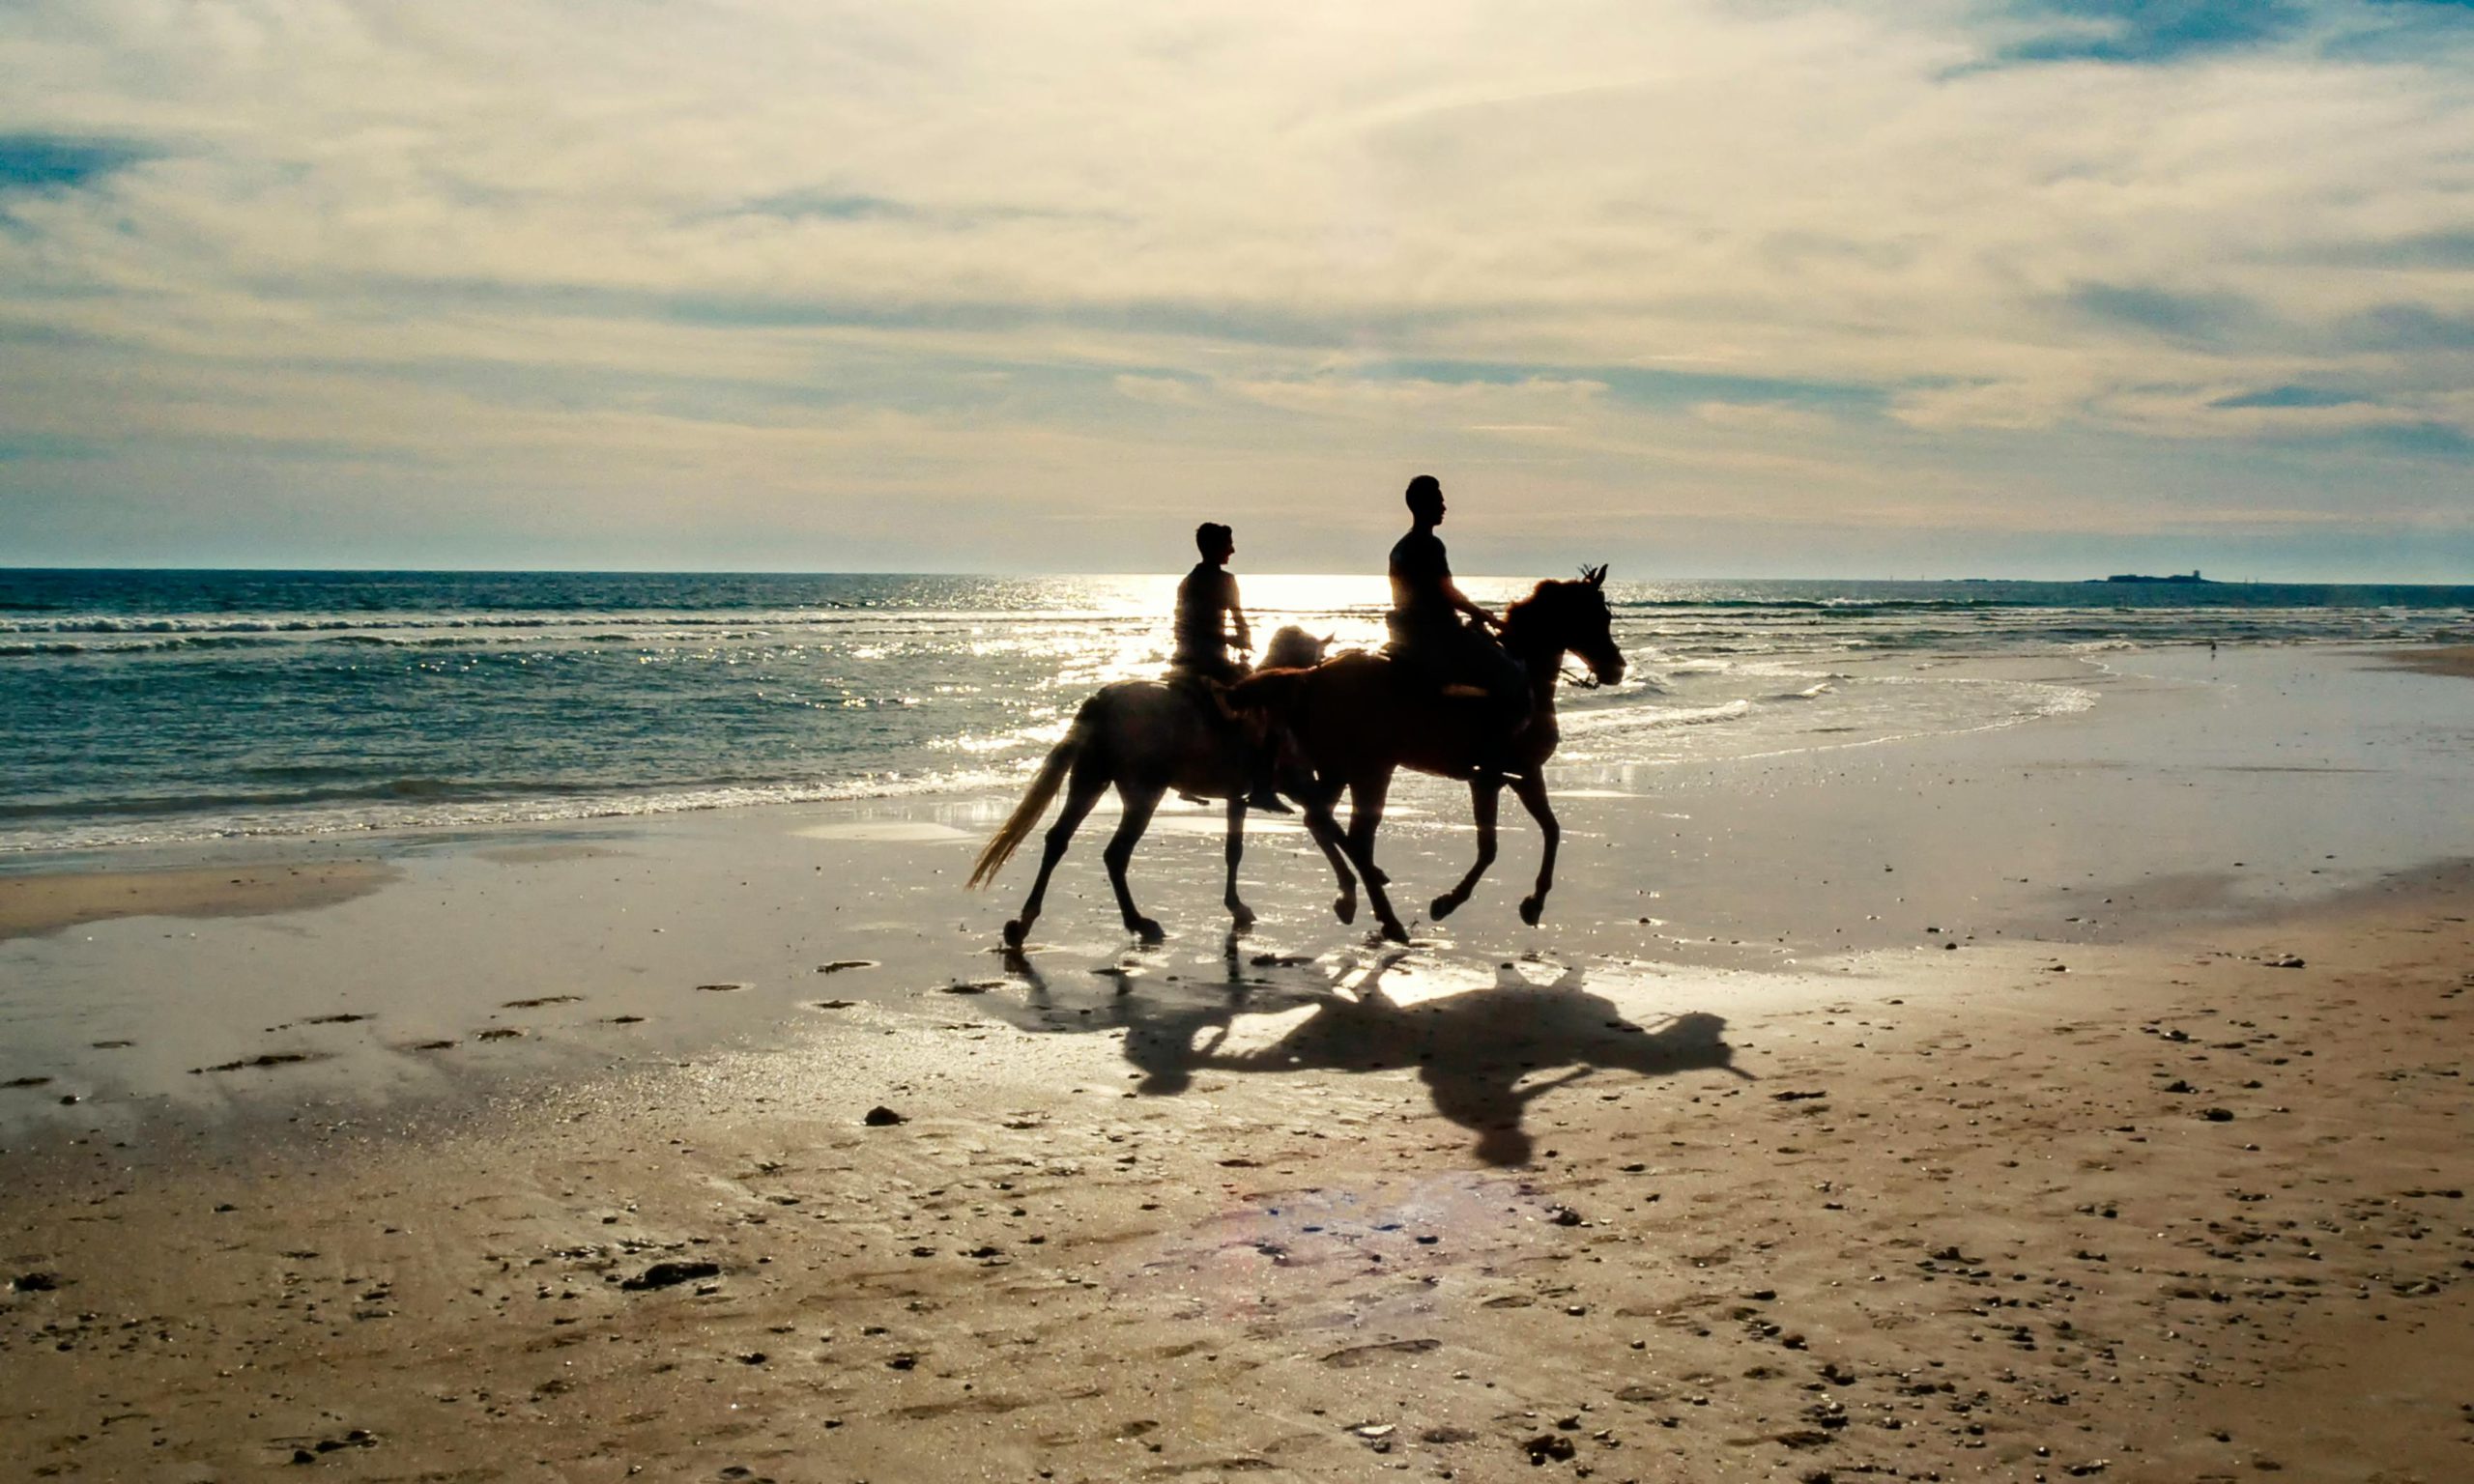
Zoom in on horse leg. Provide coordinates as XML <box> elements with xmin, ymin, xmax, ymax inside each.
<box><xmin>1345</xmin><ymin>770</ymin><xmax>1392</xmax><ymax>888</ymax></box>
<box><xmin>1004</xmin><ymin>771</ymin><xmax>1108</xmax><ymax>948</ymax></box>
<box><xmin>1300</xmin><ymin>798</ymin><xmax>1360</xmax><ymax>925</ymax></box>
<box><xmin>1431</xmin><ymin>776</ymin><xmax>1501</xmax><ymax>921</ymax></box>
<box><xmin>1335</xmin><ymin>771</ymin><xmax>1408</xmax><ymax>943</ymax></box>
<box><xmin>1510</xmin><ymin>771</ymin><xmax>1561</xmax><ymax>927</ymax></box>
<box><xmin>1103</xmin><ymin>782</ymin><xmax>1167</xmax><ymax>942</ymax></box>
<box><xmin>1222</xmin><ymin>797</ymin><xmax>1255</xmax><ymax>928</ymax></box>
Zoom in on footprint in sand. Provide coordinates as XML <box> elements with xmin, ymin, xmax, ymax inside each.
<box><xmin>503</xmin><ymin>995</ymin><xmax>583</xmax><ymax>1009</ymax></box>
<box><xmin>189</xmin><ymin>1052</ymin><xmax>326</xmax><ymax>1074</ymax></box>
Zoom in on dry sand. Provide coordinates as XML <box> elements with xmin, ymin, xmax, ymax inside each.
<box><xmin>2</xmin><ymin>645</ymin><xmax>2469</xmax><ymax>1481</ymax></box>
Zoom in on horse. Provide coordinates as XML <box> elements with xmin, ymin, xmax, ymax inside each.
<box><xmin>967</xmin><ymin>627</ymin><xmax>1334</xmax><ymax>946</ymax></box>
<box><xmin>1227</xmin><ymin>566</ymin><xmax>1625</xmax><ymax>943</ymax></box>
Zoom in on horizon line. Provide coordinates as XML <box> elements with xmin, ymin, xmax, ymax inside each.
<box><xmin>5</xmin><ymin>563</ymin><xmax>2474</xmax><ymax>587</ymax></box>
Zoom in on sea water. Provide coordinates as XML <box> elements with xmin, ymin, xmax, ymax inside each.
<box><xmin>3</xmin><ymin>570</ymin><xmax>2468</xmax><ymax>856</ymax></box>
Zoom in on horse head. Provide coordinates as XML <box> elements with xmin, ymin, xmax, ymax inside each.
<box><xmin>1259</xmin><ymin>625</ymin><xmax>1335</xmax><ymax>671</ymax></box>
<box><xmin>1506</xmin><ymin>565</ymin><xmax>1625</xmax><ymax>686</ymax></box>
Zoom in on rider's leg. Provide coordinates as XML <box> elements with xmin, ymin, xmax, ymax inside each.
<box><xmin>1456</xmin><ymin>625</ymin><xmax>1532</xmax><ymax>773</ymax></box>
<box><xmin>1243</xmin><ymin>735</ymin><xmax>1291</xmax><ymax>813</ymax></box>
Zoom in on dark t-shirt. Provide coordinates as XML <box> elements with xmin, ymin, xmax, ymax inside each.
<box><xmin>1388</xmin><ymin>529</ymin><xmax>1453</xmax><ymax>628</ymax></box>
<box><xmin>1174</xmin><ymin>562</ymin><xmax>1239</xmax><ymax>664</ymax></box>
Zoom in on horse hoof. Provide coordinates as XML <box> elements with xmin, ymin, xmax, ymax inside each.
<box><xmin>1135</xmin><ymin>918</ymin><xmax>1165</xmax><ymax>944</ymax></box>
<box><xmin>1379</xmin><ymin>919</ymin><xmax>1411</xmax><ymax>945</ymax></box>
<box><xmin>1519</xmin><ymin>897</ymin><xmax>1544</xmax><ymax>927</ymax></box>
<box><xmin>1002</xmin><ymin>919</ymin><xmax>1030</xmax><ymax>948</ymax></box>
<box><xmin>1229</xmin><ymin>904</ymin><xmax>1257</xmax><ymax>928</ymax></box>
<box><xmin>1430</xmin><ymin>895</ymin><xmax>1459</xmax><ymax>921</ymax></box>
<box><xmin>1334</xmin><ymin>895</ymin><xmax>1357</xmax><ymax>926</ymax></box>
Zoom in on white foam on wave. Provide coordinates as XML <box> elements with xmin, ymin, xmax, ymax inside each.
<box><xmin>0</xmin><ymin>765</ymin><xmax>1043</xmax><ymax>856</ymax></box>
<box><xmin>1559</xmin><ymin>698</ymin><xmax>1756</xmax><ymax>736</ymax></box>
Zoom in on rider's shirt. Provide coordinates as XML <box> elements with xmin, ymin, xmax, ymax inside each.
<box><xmin>1388</xmin><ymin>528</ymin><xmax>1455</xmax><ymax>637</ymax></box>
<box><xmin>1173</xmin><ymin>562</ymin><xmax>1243</xmax><ymax>674</ymax></box>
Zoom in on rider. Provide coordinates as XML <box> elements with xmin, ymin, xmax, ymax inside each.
<box><xmin>1386</xmin><ymin>474</ymin><xmax>1531</xmax><ymax>756</ymax></box>
<box><xmin>1173</xmin><ymin>522</ymin><xmax>1291</xmax><ymax>813</ymax></box>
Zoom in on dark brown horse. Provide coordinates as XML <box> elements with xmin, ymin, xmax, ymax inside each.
<box><xmin>968</xmin><ymin>628</ymin><xmax>1336</xmax><ymax>945</ymax></box>
<box><xmin>1229</xmin><ymin>567</ymin><xmax>1625</xmax><ymax>942</ymax></box>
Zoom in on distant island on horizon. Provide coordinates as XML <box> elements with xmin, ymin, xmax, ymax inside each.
<box><xmin>2093</xmin><ymin>569</ymin><xmax>2215</xmax><ymax>585</ymax></box>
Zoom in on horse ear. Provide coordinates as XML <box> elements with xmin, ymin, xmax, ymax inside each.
<box><xmin>1585</xmin><ymin>564</ymin><xmax>1607</xmax><ymax>587</ymax></box>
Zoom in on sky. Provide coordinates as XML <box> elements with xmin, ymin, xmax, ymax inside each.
<box><xmin>2</xmin><ymin>1</ymin><xmax>2471</xmax><ymax>580</ymax></box>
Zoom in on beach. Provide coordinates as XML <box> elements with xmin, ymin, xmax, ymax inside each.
<box><xmin>2</xmin><ymin>643</ymin><xmax>2470</xmax><ymax>1481</ymax></box>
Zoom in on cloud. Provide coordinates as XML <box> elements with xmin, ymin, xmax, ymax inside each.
<box><xmin>1690</xmin><ymin>400</ymin><xmax>1836</xmax><ymax>435</ymax></box>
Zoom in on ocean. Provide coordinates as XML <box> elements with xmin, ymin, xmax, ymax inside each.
<box><xmin>4</xmin><ymin>569</ymin><xmax>2468</xmax><ymax>857</ymax></box>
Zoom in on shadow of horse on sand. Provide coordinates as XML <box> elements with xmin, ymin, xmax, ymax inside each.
<box><xmin>1008</xmin><ymin>945</ymin><xmax>1746</xmax><ymax>1167</ymax></box>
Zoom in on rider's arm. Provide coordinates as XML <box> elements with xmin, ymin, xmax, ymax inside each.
<box><xmin>1439</xmin><ymin>575</ymin><xmax>1501</xmax><ymax>631</ymax></box>
<box><xmin>1223</xmin><ymin>572</ymin><xmax>1253</xmax><ymax>650</ymax></box>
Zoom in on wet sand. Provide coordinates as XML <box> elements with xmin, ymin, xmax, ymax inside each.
<box><xmin>2374</xmin><ymin>643</ymin><xmax>2474</xmax><ymax>678</ymax></box>
<box><xmin>2</xmin><ymin>644</ymin><xmax>2471</xmax><ymax>1481</ymax></box>
<box><xmin>0</xmin><ymin>858</ymin><xmax>396</xmax><ymax>942</ymax></box>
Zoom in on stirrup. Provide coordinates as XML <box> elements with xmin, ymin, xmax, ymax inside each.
<box><xmin>1246</xmin><ymin>787</ymin><xmax>1293</xmax><ymax>814</ymax></box>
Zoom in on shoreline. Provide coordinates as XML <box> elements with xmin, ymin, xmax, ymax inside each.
<box><xmin>0</xmin><ymin>632</ymin><xmax>2460</xmax><ymax>869</ymax></box>
<box><xmin>5</xmin><ymin>642</ymin><xmax>2472</xmax><ymax>1138</ymax></box>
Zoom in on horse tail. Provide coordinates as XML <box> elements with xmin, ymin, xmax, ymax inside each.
<box><xmin>967</xmin><ymin>698</ymin><xmax>1097</xmax><ymax>888</ymax></box>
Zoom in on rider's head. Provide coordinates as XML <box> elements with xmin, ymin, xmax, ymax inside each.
<box><xmin>1405</xmin><ymin>474</ymin><xmax>1445</xmax><ymax>527</ymax></box>
<box><xmin>1194</xmin><ymin>522</ymin><xmax>1234</xmax><ymax>563</ymax></box>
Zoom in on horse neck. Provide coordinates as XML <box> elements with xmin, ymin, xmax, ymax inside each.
<box><xmin>1502</xmin><ymin>617</ymin><xmax>1568</xmax><ymax>714</ymax></box>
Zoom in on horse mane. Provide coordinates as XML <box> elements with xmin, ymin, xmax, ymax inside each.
<box><xmin>1504</xmin><ymin>565</ymin><xmax>1604</xmax><ymax>632</ymax></box>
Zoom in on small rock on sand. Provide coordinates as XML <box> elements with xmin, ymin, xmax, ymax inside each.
<box><xmin>618</xmin><ymin>1260</ymin><xmax>721</xmax><ymax>1292</ymax></box>
<box><xmin>863</xmin><ymin>1105</ymin><xmax>906</xmax><ymax>1126</ymax></box>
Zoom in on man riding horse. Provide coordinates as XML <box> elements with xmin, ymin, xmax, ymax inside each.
<box><xmin>1387</xmin><ymin>474</ymin><xmax>1531</xmax><ymax>770</ymax></box>
<box><xmin>1170</xmin><ymin>521</ymin><xmax>1288</xmax><ymax>813</ymax></box>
